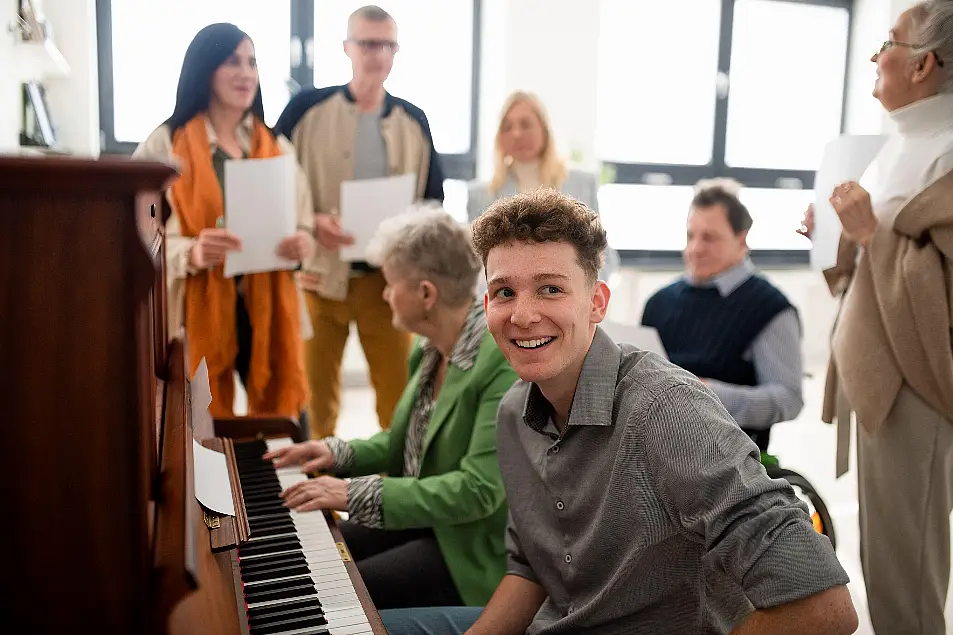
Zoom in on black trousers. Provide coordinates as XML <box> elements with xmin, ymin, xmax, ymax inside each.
<box><xmin>339</xmin><ymin>520</ymin><xmax>463</xmax><ymax>610</ymax></box>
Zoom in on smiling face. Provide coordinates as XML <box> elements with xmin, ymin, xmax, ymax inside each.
<box><xmin>871</xmin><ymin>9</ymin><xmax>942</xmax><ymax>110</ymax></box>
<box><xmin>499</xmin><ymin>100</ymin><xmax>547</xmax><ymax>163</ymax></box>
<box><xmin>684</xmin><ymin>204</ymin><xmax>748</xmax><ymax>282</ymax></box>
<box><xmin>210</xmin><ymin>38</ymin><xmax>258</xmax><ymax>112</ymax></box>
<box><xmin>484</xmin><ymin>241</ymin><xmax>610</xmax><ymax>392</ymax></box>
<box><xmin>381</xmin><ymin>259</ymin><xmax>430</xmax><ymax>333</ymax></box>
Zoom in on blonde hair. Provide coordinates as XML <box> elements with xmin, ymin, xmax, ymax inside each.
<box><xmin>489</xmin><ymin>91</ymin><xmax>568</xmax><ymax>195</ymax></box>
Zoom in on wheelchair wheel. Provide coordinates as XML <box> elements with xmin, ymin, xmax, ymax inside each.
<box><xmin>765</xmin><ymin>465</ymin><xmax>837</xmax><ymax>551</ymax></box>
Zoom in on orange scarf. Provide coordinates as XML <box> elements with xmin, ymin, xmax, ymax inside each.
<box><xmin>169</xmin><ymin>115</ymin><xmax>309</xmax><ymax>418</ymax></box>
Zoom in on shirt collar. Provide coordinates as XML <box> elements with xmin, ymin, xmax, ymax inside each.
<box><xmin>341</xmin><ymin>83</ymin><xmax>396</xmax><ymax>118</ymax></box>
<box><xmin>889</xmin><ymin>92</ymin><xmax>953</xmax><ymax>137</ymax></box>
<box><xmin>203</xmin><ymin>113</ymin><xmax>255</xmax><ymax>154</ymax></box>
<box><xmin>521</xmin><ymin>326</ymin><xmax>621</xmax><ymax>432</ymax></box>
<box><xmin>420</xmin><ymin>300</ymin><xmax>486</xmax><ymax>371</ymax></box>
<box><xmin>684</xmin><ymin>257</ymin><xmax>755</xmax><ymax>297</ymax></box>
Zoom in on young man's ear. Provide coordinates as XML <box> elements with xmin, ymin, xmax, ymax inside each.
<box><xmin>589</xmin><ymin>280</ymin><xmax>611</xmax><ymax>324</ymax></box>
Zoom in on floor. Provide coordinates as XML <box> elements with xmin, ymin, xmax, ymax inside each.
<box><xmin>237</xmin><ymin>264</ymin><xmax>953</xmax><ymax>632</ymax></box>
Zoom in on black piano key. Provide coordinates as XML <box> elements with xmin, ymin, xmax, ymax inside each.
<box><xmin>250</xmin><ymin>613</ymin><xmax>328</xmax><ymax>635</ymax></box>
<box><xmin>242</xmin><ymin>563</ymin><xmax>312</xmax><ymax>583</ymax></box>
<box><xmin>245</xmin><ymin>578</ymin><xmax>317</xmax><ymax>604</ymax></box>
<box><xmin>239</xmin><ymin>538</ymin><xmax>301</xmax><ymax>557</ymax></box>
<box><xmin>241</xmin><ymin>555</ymin><xmax>308</xmax><ymax>576</ymax></box>
<box><xmin>246</xmin><ymin>597</ymin><xmax>323</xmax><ymax>621</ymax></box>
<box><xmin>248</xmin><ymin>602</ymin><xmax>326</xmax><ymax>628</ymax></box>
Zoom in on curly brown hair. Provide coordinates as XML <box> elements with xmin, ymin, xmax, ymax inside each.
<box><xmin>471</xmin><ymin>188</ymin><xmax>608</xmax><ymax>284</ymax></box>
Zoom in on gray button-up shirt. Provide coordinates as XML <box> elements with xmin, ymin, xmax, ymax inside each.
<box><xmin>496</xmin><ymin>327</ymin><xmax>848</xmax><ymax>634</ymax></box>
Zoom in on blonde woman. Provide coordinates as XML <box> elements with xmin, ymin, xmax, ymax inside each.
<box><xmin>466</xmin><ymin>91</ymin><xmax>619</xmax><ymax>280</ymax></box>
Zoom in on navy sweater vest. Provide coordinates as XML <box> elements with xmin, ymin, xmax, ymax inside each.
<box><xmin>641</xmin><ymin>276</ymin><xmax>792</xmax><ymax>387</ymax></box>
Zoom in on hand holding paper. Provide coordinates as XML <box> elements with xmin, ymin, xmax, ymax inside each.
<box><xmin>338</xmin><ymin>173</ymin><xmax>416</xmax><ymax>262</ymax></box>
<box><xmin>223</xmin><ymin>154</ymin><xmax>298</xmax><ymax>277</ymax></box>
<box><xmin>810</xmin><ymin>134</ymin><xmax>887</xmax><ymax>270</ymax></box>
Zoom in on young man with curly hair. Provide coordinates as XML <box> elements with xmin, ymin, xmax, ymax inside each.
<box><xmin>380</xmin><ymin>189</ymin><xmax>857</xmax><ymax>635</ymax></box>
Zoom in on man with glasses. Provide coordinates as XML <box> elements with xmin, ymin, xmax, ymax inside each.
<box><xmin>801</xmin><ymin>2</ymin><xmax>953</xmax><ymax>633</ymax></box>
<box><xmin>275</xmin><ymin>5</ymin><xmax>445</xmax><ymax>441</ymax></box>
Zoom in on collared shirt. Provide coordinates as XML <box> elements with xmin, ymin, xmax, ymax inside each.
<box><xmin>496</xmin><ymin>327</ymin><xmax>849</xmax><ymax>634</ymax></box>
<box><xmin>327</xmin><ymin>301</ymin><xmax>487</xmax><ymax>527</ymax></box>
<box><xmin>681</xmin><ymin>257</ymin><xmax>803</xmax><ymax>430</ymax></box>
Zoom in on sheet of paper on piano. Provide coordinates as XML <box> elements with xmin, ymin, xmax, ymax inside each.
<box><xmin>223</xmin><ymin>153</ymin><xmax>298</xmax><ymax>278</ymax></box>
<box><xmin>191</xmin><ymin>438</ymin><xmax>236</xmax><ymax>516</ymax></box>
<box><xmin>191</xmin><ymin>357</ymin><xmax>212</xmax><ymax>429</ymax></box>
<box><xmin>189</xmin><ymin>357</ymin><xmax>234</xmax><ymax>516</ymax></box>
<box><xmin>599</xmin><ymin>321</ymin><xmax>668</xmax><ymax>359</ymax></box>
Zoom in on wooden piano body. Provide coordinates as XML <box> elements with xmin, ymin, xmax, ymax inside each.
<box><xmin>0</xmin><ymin>155</ymin><xmax>387</xmax><ymax>634</ymax></box>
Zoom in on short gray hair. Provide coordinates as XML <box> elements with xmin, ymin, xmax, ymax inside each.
<box><xmin>366</xmin><ymin>205</ymin><xmax>481</xmax><ymax>307</ymax></box>
<box><xmin>910</xmin><ymin>0</ymin><xmax>953</xmax><ymax>93</ymax></box>
<box><xmin>347</xmin><ymin>5</ymin><xmax>395</xmax><ymax>38</ymax></box>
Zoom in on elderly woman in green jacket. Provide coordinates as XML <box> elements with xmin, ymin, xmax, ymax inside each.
<box><xmin>263</xmin><ymin>206</ymin><xmax>517</xmax><ymax>610</ymax></box>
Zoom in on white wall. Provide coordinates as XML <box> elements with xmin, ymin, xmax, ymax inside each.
<box><xmin>0</xmin><ymin>14</ymin><xmax>19</xmax><ymax>151</ymax></box>
<box><xmin>41</xmin><ymin>0</ymin><xmax>100</xmax><ymax>155</ymax></box>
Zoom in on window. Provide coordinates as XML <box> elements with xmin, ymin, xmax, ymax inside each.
<box><xmin>595</xmin><ymin>0</ymin><xmax>851</xmax><ymax>262</ymax></box>
<box><xmin>97</xmin><ymin>0</ymin><xmax>291</xmax><ymax>152</ymax></box>
<box><xmin>596</xmin><ymin>1</ymin><xmax>722</xmax><ymax>166</ymax></box>
<box><xmin>96</xmin><ymin>0</ymin><xmax>481</xmax><ymax>176</ymax></box>
<box><xmin>312</xmin><ymin>1</ymin><xmax>479</xmax><ymax>179</ymax></box>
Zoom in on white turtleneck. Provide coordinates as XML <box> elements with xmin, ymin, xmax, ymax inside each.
<box><xmin>509</xmin><ymin>160</ymin><xmax>543</xmax><ymax>193</ymax></box>
<box><xmin>861</xmin><ymin>92</ymin><xmax>953</xmax><ymax>228</ymax></box>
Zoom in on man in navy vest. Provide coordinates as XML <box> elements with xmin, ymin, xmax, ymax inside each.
<box><xmin>641</xmin><ymin>179</ymin><xmax>804</xmax><ymax>452</ymax></box>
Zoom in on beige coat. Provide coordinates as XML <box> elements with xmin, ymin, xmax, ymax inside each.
<box><xmin>822</xmin><ymin>169</ymin><xmax>953</xmax><ymax>433</ymax></box>
<box><xmin>278</xmin><ymin>88</ymin><xmax>438</xmax><ymax>301</ymax></box>
<box><xmin>133</xmin><ymin>116</ymin><xmax>316</xmax><ymax>340</ymax></box>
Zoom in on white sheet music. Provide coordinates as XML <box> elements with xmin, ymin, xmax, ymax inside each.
<box><xmin>338</xmin><ymin>173</ymin><xmax>417</xmax><ymax>262</ymax></box>
<box><xmin>192</xmin><ymin>439</ymin><xmax>235</xmax><ymax>516</ymax></box>
<box><xmin>223</xmin><ymin>154</ymin><xmax>298</xmax><ymax>278</ymax></box>
<box><xmin>600</xmin><ymin>321</ymin><xmax>668</xmax><ymax>359</ymax></box>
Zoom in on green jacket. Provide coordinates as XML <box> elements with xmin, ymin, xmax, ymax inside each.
<box><xmin>346</xmin><ymin>331</ymin><xmax>517</xmax><ymax>606</ymax></box>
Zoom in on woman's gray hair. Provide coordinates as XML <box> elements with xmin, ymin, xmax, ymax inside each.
<box><xmin>366</xmin><ymin>204</ymin><xmax>482</xmax><ymax>307</ymax></box>
<box><xmin>911</xmin><ymin>0</ymin><xmax>953</xmax><ymax>93</ymax></box>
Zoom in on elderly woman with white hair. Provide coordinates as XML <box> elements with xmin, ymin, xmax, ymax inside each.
<box><xmin>801</xmin><ymin>1</ymin><xmax>953</xmax><ymax>632</ymax></box>
<box><xmin>262</xmin><ymin>207</ymin><xmax>517</xmax><ymax>611</ymax></box>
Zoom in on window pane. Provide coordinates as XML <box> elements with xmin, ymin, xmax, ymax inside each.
<box><xmin>724</xmin><ymin>0</ymin><xmax>849</xmax><ymax>170</ymax></box>
<box><xmin>596</xmin><ymin>0</ymin><xmax>721</xmax><ymax>165</ymax></box>
<box><xmin>597</xmin><ymin>184</ymin><xmax>811</xmax><ymax>252</ymax></box>
<box><xmin>313</xmin><ymin>1</ymin><xmax>474</xmax><ymax>155</ymax></box>
<box><xmin>738</xmin><ymin>187</ymin><xmax>812</xmax><ymax>251</ymax></box>
<box><xmin>111</xmin><ymin>1</ymin><xmax>291</xmax><ymax>142</ymax></box>
<box><xmin>597</xmin><ymin>184</ymin><xmax>695</xmax><ymax>251</ymax></box>
<box><xmin>443</xmin><ymin>179</ymin><xmax>469</xmax><ymax>224</ymax></box>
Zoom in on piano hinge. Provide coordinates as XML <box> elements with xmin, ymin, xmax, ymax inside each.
<box><xmin>336</xmin><ymin>541</ymin><xmax>352</xmax><ymax>562</ymax></box>
<box><xmin>204</xmin><ymin>510</ymin><xmax>221</xmax><ymax>529</ymax></box>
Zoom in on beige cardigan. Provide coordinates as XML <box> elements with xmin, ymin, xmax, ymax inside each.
<box><xmin>822</xmin><ymin>169</ymin><xmax>953</xmax><ymax>432</ymax></box>
<box><xmin>133</xmin><ymin>117</ymin><xmax>316</xmax><ymax>341</ymax></box>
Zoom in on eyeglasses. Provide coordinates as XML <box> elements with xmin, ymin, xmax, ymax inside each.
<box><xmin>348</xmin><ymin>39</ymin><xmax>399</xmax><ymax>55</ymax></box>
<box><xmin>878</xmin><ymin>40</ymin><xmax>944</xmax><ymax>66</ymax></box>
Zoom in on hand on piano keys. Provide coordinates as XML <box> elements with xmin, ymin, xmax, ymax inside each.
<box><xmin>263</xmin><ymin>439</ymin><xmax>334</xmax><ymax>474</ymax></box>
<box><xmin>280</xmin><ymin>476</ymin><xmax>348</xmax><ymax>513</ymax></box>
<box><xmin>234</xmin><ymin>438</ymin><xmax>375</xmax><ymax>635</ymax></box>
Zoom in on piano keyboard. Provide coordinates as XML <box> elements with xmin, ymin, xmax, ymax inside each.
<box><xmin>234</xmin><ymin>437</ymin><xmax>374</xmax><ymax>635</ymax></box>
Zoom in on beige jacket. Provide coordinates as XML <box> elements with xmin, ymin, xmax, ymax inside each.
<box><xmin>133</xmin><ymin>116</ymin><xmax>316</xmax><ymax>340</ymax></box>
<box><xmin>822</xmin><ymin>170</ymin><xmax>953</xmax><ymax>433</ymax></box>
<box><xmin>274</xmin><ymin>86</ymin><xmax>443</xmax><ymax>301</ymax></box>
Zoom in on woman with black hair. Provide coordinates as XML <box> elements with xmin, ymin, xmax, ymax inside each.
<box><xmin>134</xmin><ymin>23</ymin><xmax>315</xmax><ymax>419</ymax></box>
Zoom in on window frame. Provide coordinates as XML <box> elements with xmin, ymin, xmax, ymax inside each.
<box><xmin>603</xmin><ymin>0</ymin><xmax>852</xmax><ymax>265</ymax></box>
<box><xmin>94</xmin><ymin>0</ymin><xmax>482</xmax><ymax>181</ymax></box>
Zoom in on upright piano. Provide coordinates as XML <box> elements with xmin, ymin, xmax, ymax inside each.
<box><xmin>0</xmin><ymin>155</ymin><xmax>388</xmax><ymax>634</ymax></box>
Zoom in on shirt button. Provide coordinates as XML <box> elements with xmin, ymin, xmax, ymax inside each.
<box><xmin>343</xmin><ymin>150</ymin><xmax>351</xmax><ymax>158</ymax></box>
<box><xmin>565</xmin><ymin>554</ymin><xmax>572</xmax><ymax>564</ymax></box>
<box><xmin>550</xmin><ymin>445</ymin><xmax>559</xmax><ymax>454</ymax></box>
<box><xmin>556</xmin><ymin>501</ymin><xmax>564</xmax><ymax>510</ymax></box>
